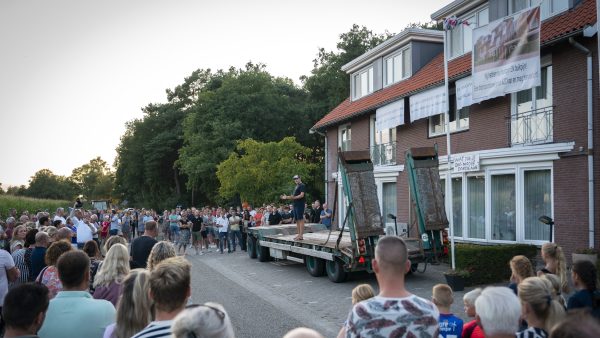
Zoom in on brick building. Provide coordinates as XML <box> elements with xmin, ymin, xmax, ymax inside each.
<box><xmin>312</xmin><ymin>0</ymin><xmax>600</xmax><ymax>257</ymax></box>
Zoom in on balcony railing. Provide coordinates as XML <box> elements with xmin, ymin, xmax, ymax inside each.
<box><xmin>508</xmin><ymin>106</ymin><xmax>553</xmax><ymax>146</ymax></box>
<box><xmin>370</xmin><ymin>142</ymin><xmax>397</xmax><ymax>166</ymax></box>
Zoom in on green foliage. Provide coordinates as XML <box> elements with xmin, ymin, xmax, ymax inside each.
<box><xmin>404</xmin><ymin>21</ymin><xmax>443</xmax><ymax>31</ymax></box>
<box><xmin>455</xmin><ymin>243</ymin><xmax>538</xmax><ymax>285</ymax></box>
<box><xmin>0</xmin><ymin>195</ymin><xmax>70</xmax><ymax>217</ymax></box>
<box><xmin>25</xmin><ymin>169</ymin><xmax>77</xmax><ymax>200</ymax></box>
<box><xmin>216</xmin><ymin>138</ymin><xmax>316</xmax><ymax>205</ymax></box>
<box><xmin>70</xmin><ymin>157</ymin><xmax>114</xmax><ymax>201</ymax></box>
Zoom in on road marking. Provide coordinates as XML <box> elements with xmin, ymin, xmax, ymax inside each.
<box><xmin>308</xmin><ymin>301</ymin><xmax>319</xmax><ymax>304</ymax></box>
<box><xmin>273</xmin><ymin>284</ymin><xmax>282</xmax><ymax>287</ymax></box>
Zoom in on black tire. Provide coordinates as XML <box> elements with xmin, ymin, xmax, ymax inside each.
<box><xmin>305</xmin><ymin>256</ymin><xmax>325</xmax><ymax>277</ymax></box>
<box><xmin>247</xmin><ymin>236</ymin><xmax>257</xmax><ymax>259</ymax></box>
<box><xmin>256</xmin><ymin>240</ymin><xmax>270</xmax><ymax>262</ymax></box>
<box><xmin>325</xmin><ymin>259</ymin><xmax>348</xmax><ymax>283</ymax></box>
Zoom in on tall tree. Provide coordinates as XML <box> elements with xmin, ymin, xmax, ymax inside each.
<box><xmin>25</xmin><ymin>169</ymin><xmax>77</xmax><ymax>200</ymax></box>
<box><xmin>70</xmin><ymin>157</ymin><xmax>114</xmax><ymax>201</ymax></box>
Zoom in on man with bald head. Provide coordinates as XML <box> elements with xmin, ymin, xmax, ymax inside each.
<box><xmin>339</xmin><ymin>236</ymin><xmax>440</xmax><ymax>338</ymax></box>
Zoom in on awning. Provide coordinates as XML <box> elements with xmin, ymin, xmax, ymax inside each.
<box><xmin>456</xmin><ymin>76</ymin><xmax>473</xmax><ymax>110</ymax></box>
<box><xmin>409</xmin><ymin>86</ymin><xmax>447</xmax><ymax>122</ymax></box>
<box><xmin>375</xmin><ymin>99</ymin><xmax>404</xmax><ymax>131</ymax></box>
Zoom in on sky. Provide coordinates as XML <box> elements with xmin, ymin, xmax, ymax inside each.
<box><xmin>0</xmin><ymin>0</ymin><xmax>447</xmax><ymax>188</ymax></box>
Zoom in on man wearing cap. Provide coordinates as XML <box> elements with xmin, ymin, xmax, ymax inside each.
<box><xmin>281</xmin><ymin>175</ymin><xmax>306</xmax><ymax>241</ymax></box>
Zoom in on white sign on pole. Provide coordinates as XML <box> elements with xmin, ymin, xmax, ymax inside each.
<box><xmin>453</xmin><ymin>154</ymin><xmax>480</xmax><ymax>173</ymax></box>
<box><xmin>409</xmin><ymin>86</ymin><xmax>447</xmax><ymax>122</ymax></box>
<box><xmin>471</xmin><ymin>6</ymin><xmax>541</xmax><ymax>103</ymax></box>
<box><xmin>455</xmin><ymin>76</ymin><xmax>473</xmax><ymax>110</ymax></box>
<box><xmin>376</xmin><ymin>99</ymin><xmax>404</xmax><ymax>131</ymax></box>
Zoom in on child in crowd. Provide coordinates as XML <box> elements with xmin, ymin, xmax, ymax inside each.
<box><xmin>351</xmin><ymin>284</ymin><xmax>375</xmax><ymax>305</ymax></box>
<box><xmin>462</xmin><ymin>288</ymin><xmax>484</xmax><ymax>338</ymax></box>
<box><xmin>432</xmin><ymin>284</ymin><xmax>463</xmax><ymax>338</ymax></box>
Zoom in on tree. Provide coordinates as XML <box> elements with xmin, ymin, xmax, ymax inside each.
<box><xmin>25</xmin><ymin>169</ymin><xmax>77</xmax><ymax>200</ymax></box>
<box><xmin>217</xmin><ymin>137</ymin><xmax>316</xmax><ymax>206</ymax></box>
<box><xmin>70</xmin><ymin>157</ymin><xmax>114</xmax><ymax>201</ymax></box>
<box><xmin>404</xmin><ymin>21</ymin><xmax>443</xmax><ymax>31</ymax></box>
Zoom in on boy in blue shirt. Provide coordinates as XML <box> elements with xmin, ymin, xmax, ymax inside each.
<box><xmin>433</xmin><ymin>283</ymin><xmax>463</xmax><ymax>338</ymax></box>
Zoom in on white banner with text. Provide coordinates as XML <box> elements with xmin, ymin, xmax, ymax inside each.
<box><xmin>409</xmin><ymin>86</ymin><xmax>446</xmax><ymax>122</ymax></box>
<box><xmin>376</xmin><ymin>99</ymin><xmax>404</xmax><ymax>130</ymax></box>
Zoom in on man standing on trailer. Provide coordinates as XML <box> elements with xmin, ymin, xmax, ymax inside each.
<box><xmin>281</xmin><ymin>175</ymin><xmax>305</xmax><ymax>241</ymax></box>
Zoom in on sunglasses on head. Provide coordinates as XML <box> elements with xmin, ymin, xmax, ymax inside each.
<box><xmin>183</xmin><ymin>304</ymin><xmax>226</xmax><ymax>338</ymax></box>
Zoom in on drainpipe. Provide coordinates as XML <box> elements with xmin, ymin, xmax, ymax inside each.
<box><xmin>569</xmin><ymin>37</ymin><xmax>595</xmax><ymax>248</ymax></box>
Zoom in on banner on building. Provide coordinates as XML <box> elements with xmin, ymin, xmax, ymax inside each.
<box><xmin>471</xmin><ymin>6</ymin><xmax>541</xmax><ymax>103</ymax></box>
<box><xmin>455</xmin><ymin>76</ymin><xmax>473</xmax><ymax>110</ymax></box>
<box><xmin>409</xmin><ymin>86</ymin><xmax>446</xmax><ymax>122</ymax></box>
<box><xmin>376</xmin><ymin>99</ymin><xmax>404</xmax><ymax>131</ymax></box>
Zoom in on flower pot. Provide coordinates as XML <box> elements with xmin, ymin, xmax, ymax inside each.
<box><xmin>444</xmin><ymin>273</ymin><xmax>465</xmax><ymax>292</ymax></box>
<box><xmin>572</xmin><ymin>253</ymin><xmax>598</xmax><ymax>265</ymax></box>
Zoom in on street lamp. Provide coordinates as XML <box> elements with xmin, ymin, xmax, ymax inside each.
<box><xmin>538</xmin><ymin>215</ymin><xmax>554</xmax><ymax>242</ymax></box>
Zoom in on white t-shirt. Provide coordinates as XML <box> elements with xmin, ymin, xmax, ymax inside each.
<box><xmin>53</xmin><ymin>215</ymin><xmax>66</xmax><ymax>226</ymax></box>
<box><xmin>0</xmin><ymin>249</ymin><xmax>16</xmax><ymax>305</ymax></box>
<box><xmin>216</xmin><ymin>216</ymin><xmax>229</xmax><ymax>233</ymax></box>
<box><xmin>76</xmin><ymin>220</ymin><xmax>94</xmax><ymax>244</ymax></box>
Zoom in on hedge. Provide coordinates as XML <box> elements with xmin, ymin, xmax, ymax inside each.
<box><xmin>455</xmin><ymin>243</ymin><xmax>538</xmax><ymax>286</ymax></box>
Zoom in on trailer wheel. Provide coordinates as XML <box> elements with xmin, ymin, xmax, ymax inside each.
<box><xmin>247</xmin><ymin>236</ymin><xmax>257</xmax><ymax>259</ymax></box>
<box><xmin>325</xmin><ymin>259</ymin><xmax>347</xmax><ymax>283</ymax></box>
<box><xmin>305</xmin><ymin>256</ymin><xmax>325</xmax><ymax>277</ymax></box>
<box><xmin>256</xmin><ymin>240</ymin><xmax>270</xmax><ymax>262</ymax></box>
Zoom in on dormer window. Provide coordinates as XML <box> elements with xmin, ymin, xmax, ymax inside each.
<box><xmin>448</xmin><ymin>6</ymin><xmax>489</xmax><ymax>59</ymax></box>
<box><xmin>384</xmin><ymin>46</ymin><xmax>411</xmax><ymax>86</ymax></box>
<box><xmin>353</xmin><ymin>66</ymin><xmax>374</xmax><ymax>100</ymax></box>
<box><xmin>510</xmin><ymin>0</ymin><xmax>569</xmax><ymax>19</ymax></box>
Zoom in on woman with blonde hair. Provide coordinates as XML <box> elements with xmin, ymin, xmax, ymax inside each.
<box><xmin>538</xmin><ymin>243</ymin><xmax>568</xmax><ymax>293</ymax></box>
<box><xmin>509</xmin><ymin>255</ymin><xmax>535</xmax><ymax>295</ymax></box>
<box><xmin>351</xmin><ymin>284</ymin><xmax>375</xmax><ymax>305</ymax></box>
<box><xmin>103</xmin><ymin>269</ymin><xmax>152</xmax><ymax>338</ymax></box>
<box><xmin>540</xmin><ymin>273</ymin><xmax>566</xmax><ymax>308</ymax></box>
<box><xmin>517</xmin><ymin>276</ymin><xmax>565</xmax><ymax>337</ymax></box>
<box><xmin>9</xmin><ymin>224</ymin><xmax>27</xmax><ymax>252</ymax></box>
<box><xmin>104</xmin><ymin>235</ymin><xmax>127</xmax><ymax>255</ymax></box>
<box><xmin>146</xmin><ymin>241</ymin><xmax>176</xmax><ymax>271</ymax></box>
<box><xmin>93</xmin><ymin>243</ymin><xmax>130</xmax><ymax>306</ymax></box>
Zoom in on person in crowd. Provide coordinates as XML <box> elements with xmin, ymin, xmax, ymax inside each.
<box><xmin>284</xmin><ymin>328</ymin><xmax>325</xmax><ymax>338</ymax></box>
<box><xmin>38</xmin><ymin>250</ymin><xmax>116</xmax><ymax>338</ymax></box>
<box><xmin>171</xmin><ymin>302</ymin><xmax>235</xmax><ymax>338</ymax></box>
<box><xmin>121</xmin><ymin>209</ymin><xmax>132</xmax><ymax>242</ymax></box>
<box><xmin>37</xmin><ymin>240</ymin><xmax>72</xmax><ymax>298</ymax></box>
<box><xmin>147</xmin><ymin>241</ymin><xmax>177</xmax><ymax>271</ymax></box>
<box><xmin>311</xmin><ymin>200</ymin><xmax>323</xmax><ymax>224</ymax></box>
<box><xmin>53</xmin><ymin>207</ymin><xmax>67</xmax><ymax>226</ymax></box>
<box><xmin>83</xmin><ymin>240</ymin><xmax>102</xmax><ymax>292</ymax></box>
<box><xmin>2</xmin><ymin>283</ymin><xmax>49</xmax><ymax>338</ymax></box>
<box><xmin>93</xmin><ymin>243</ymin><xmax>129</xmax><ymax>306</ymax></box>
<box><xmin>540</xmin><ymin>274</ymin><xmax>566</xmax><ymax>308</ymax></box>
<box><xmin>169</xmin><ymin>209</ymin><xmax>180</xmax><ymax>243</ymax></box>
<box><xmin>462</xmin><ymin>288</ymin><xmax>485</xmax><ymax>338</ymax></box>
<box><xmin>76</xmin><ymin>211</ymin><xmax>97</xmax><ymax>250</ymax></box>
<box><xmin>475</xmin><ymin>287</ymin><xmax>521</xmax><ymax>338</ymax></box>
<box><xmin>549</xmin><ymin>310</ymin><xmax>600</xmax><ymax>338</ymax></box>
<box><xmin>45</xmin><ymin>225</ymin><xmax>58</xmax><ymax>243</ymax></box>
<box><xmin>177</xmin><ymin>217</ymin><xmax>191</xmax><ymax>256</ymax></box>
<box><xmin>9</xmin><ymin>224</ymin><xmax>27</xmax><ymax>252</ymax></box>
<box><xmin>190</xmin><ymin>209</ymin><xmax>203</xmax><ymax>255</ymax></box>
<box><xmin>90</xmin><ymin>214</ymin><xmax>101</xmax><ymax>246</ymax></box>
<box><xmin>131</xmin><ymin>220</ymin><xmax>158</xmax><ymax>269</ymax></box>
<box><xmin>338</xmin><ymin>236</ymin><xmax>439</xmax><ymax>337</ymax></box>
<box><xmin>517</xmin><ymin>277</ymin><xmax>565</xmax><ymax>338</ymax></box>
<box><xmin>65</xmin><ymin>217</ymin><xmax>78</xmax><ymax>247</ymax></box>
<box><xmin>11</xmin><ymin>228</ymin><xmax>37</xmax><ymax>284</ymax></box>
<box><xmin>281</xmin><ymin>205</ymin><xmax>293</xmax><ymax>224</ymax></box>
<box><xmin>252</xmin><ymin>207</ymin><xmax>263</xmax><ymax>227</ymax></box>
<box><xmin>132</xmin><ymin>256</ymin><xmax>191</xmax><ymax>338</ymax></box>
<box><xmin>104</xmin><ymin>235</ymin><xmax>127</xmax><ymax>255</ymax></box>
<box><xmin>38</xmin><ymin>215</ymin><xmax>50</xmax><ymax>228</ymax></box>
<box><xmin>509</xmin><ymin>255</ymin><xmax>535</xmax><ymax>295</ymax></box>
<box><xmin>0</xmin><ymin>247</ymin><xmax>18</xmax><ymax>332</ymax></box>
<box><xmin>216</xmin><ymin>210</ymin><xmax>230</xmax><ymax>254</ymax></box>
<box><xmin>268</xmin><ymin>205</ymin><xmax>282</xmax><ymax>225</ymax></box>
<box><xmin>109</xmin><ymin>209</ymin><xmax>121</xmax><ymax>237</ymax></box>
<box><xmin>55</xmin><ymin>226</ymin><xmax>74</xmax><ymax>242</ymax></box>
<box><xmin>229</xmin><ymin>210</ymin><xmax>242</xmax><ymax>252</ymax></box>
<box><xmin>29</xmin><ymin>231</ymin><xmax>49</xmax><ymax>282</ymax></box>
<box><xmin>103</xmin><ymin>269</ymin><xmax>152</xmax><ymax>338</ymax></box>
<box><xmin>433</xmin><ymin>283</ymin><xmax>463</xmax><ymax>338</ymax></box>
<box><xmin>320</xmin><ymin>202</ymin><xmax>332</xmax><ymax>229</ymax></box>
<box><xmin>351</xmin><ymin>284</ymin><xmax>375</xmax><ymax>305</ymax></box>
<box><xmin>537</xmin><ymin>243</ymin><xmax>568</xmax><ymax>294</ymax></box>
<box><xmin>567</xmin><ymin>260</ymin><xmax>600</xmax><ymax>317</ymax></box>
<box><xmin>140</xmin><ymin>210</ymin><xmax>153</xmax><ymax>238</ymax></box>
<box><xmin>281</xmin><ymin>175</ymin><xmax>306</xmax><ymax>240</ymax></box>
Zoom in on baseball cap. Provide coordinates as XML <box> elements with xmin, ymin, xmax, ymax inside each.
<box><xmin>292</xmin><ymin>175</ymin><xmax>300</xmax><ymax>180</ymax></box>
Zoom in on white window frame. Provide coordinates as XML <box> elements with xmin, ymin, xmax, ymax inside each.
<box><xmin>352</xmin><ymin>66</ymin><xmax>374</xmax><ymax>100</ymax></box>
<box><xmin>448</xmin><ymin>5</ymin><xmax>489</xmax><ymax>60</ymax></box>
<box><xmin>384</xmin><ymin>46</ymin><xmax>411</xmax><ymax>87</ymax></box>
<box><xmin>509</xmin><ymin>0</ymin><xmax>569</xmax><ymax>20</ymax></box>
<box><xmin>338</xmin><ymin>123</ymin><xmax>351</xmax><ymax>152</ymax></box>
<box><xmin>428</xmin><ymin>91</ymin><xmax>470</xmax><ymax>137</ymax></box>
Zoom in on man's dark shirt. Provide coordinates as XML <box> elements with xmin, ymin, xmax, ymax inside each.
<box><xmin>189</xmin><ymin>215</ymin><xmax>203</xmax><ymax>232</ymax></box>
<box><xmin>269</xmin><ymin>212</ymin><xmax>282</xmax><ymax>225</ymax></box>
<box><xmin>292</xmin><ymin>183</ymin><xmax>306</xmax><ymax>206</ymax></box>
<box><xmin>312</xmin><ymin>207</ymin><xmax>323</xmax><ymax>223</ymax></box>
<box><xmin>30</xmin><ymin>246</ymin><xmax>47</xmax><ymax>281</ymax></box>
<box><xmin>281</xmin><ymin>211</ymin><xmax>293</xmax><ymax>223</ymax></box>
<box><xmin>130</xmin><ymin>236</ymin><xmax>157</xmax><ymax>269</ymax></box>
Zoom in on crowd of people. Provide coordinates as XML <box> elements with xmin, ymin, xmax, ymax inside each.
<box><xmin>0</xmin><ymin>202</ymin><xmax>599</xmax><ymax>338</ymax></box>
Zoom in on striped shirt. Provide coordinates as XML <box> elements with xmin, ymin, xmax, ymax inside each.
<box><xmin>516</xmin><ymin>327</ymin><xmax>548</xmax><ymax>338</ymax></box>
<box><xmin>131</xmin><ymin>320</ymin><xmax>172</xmax><ymax>338</ymax></box>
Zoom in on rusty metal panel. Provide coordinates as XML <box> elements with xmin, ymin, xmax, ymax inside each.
<box><xmin>347</xmin><ymin>170</ymin><xmax>385</xmax><ymax>238</ymax></box>
<box><xmin>414</xmin><ymin>166</ymin><xmax>448</xmax><ymax>231</ymax></box>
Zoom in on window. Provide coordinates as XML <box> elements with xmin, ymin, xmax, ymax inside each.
<box><xmin>512</xmin><ymin>66</ymin><xmax>553</xmax><ymax>145</ymax></box>
<box><xmin>452</xmin><ymin>177</ymin><xmax>463</xmax><ymax>237</ymax></box>
<box><xmin>510</xmin><ymin>0</ymin><xmax>569</xmax><ymax>19</ymax></box>
<box><xmin>382</xmin><ymin>182</ymin><xmax>397</xmax><ymax>228</ymax></box>
<box><xmin>448</xmin><ymin>7</ymin><xmax>488</xmax><ymax>58</ymax></box>
<box><xmin>384</xmin><ymin>47</ymin><xmax>411</xmax><ymax>86</ymax></box>
<box><xmin>353</xmin><ymin>67</ymin><xmax>374</xmax><ymax>99</ymax></box>
<box><xmin>429</xmin><ymin>93</ymin><xmax>470</xmax><ymax>137</ymax></box>
<box><xmin>467</xmin><ymin>175</ymin><xmax>485</xmax><ymax>239</ymax></box>
<box><xmin>491</xmin><ymin>174</ymin><xmax>516</xmax><ymax>241</ymax></box>
<box><xmin>340</xmin><ymin>125</ymin><xmax>351</xmax><ymax>151</ymax></box>
<box><xmin>524</xmin><ymin>170</ymin><xmax>552</xmax><ymax>241</ymax></box>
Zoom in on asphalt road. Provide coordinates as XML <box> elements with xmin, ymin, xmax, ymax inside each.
<box><xmin>187</xmin><ymin>247</ymin><xmax>469</xmax><ymax>338</ymax></box>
